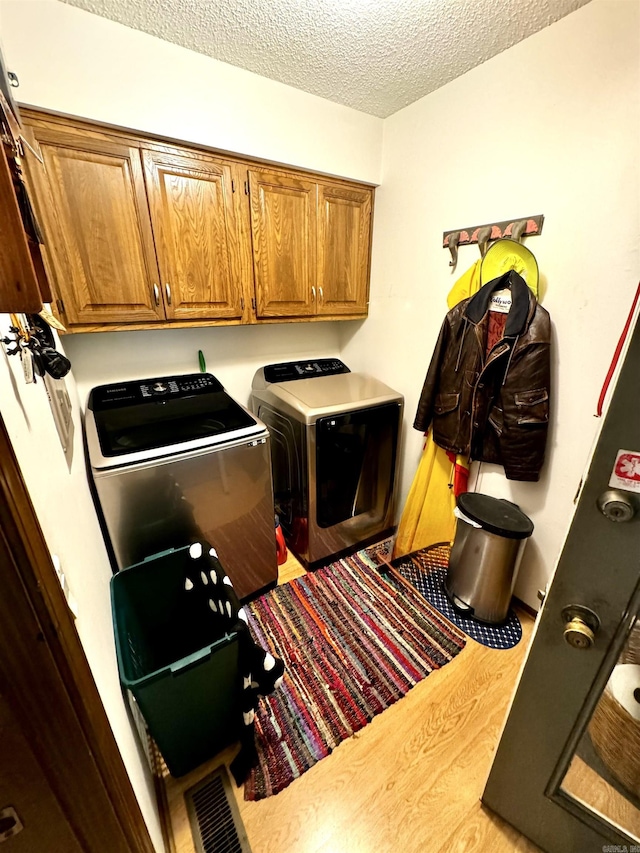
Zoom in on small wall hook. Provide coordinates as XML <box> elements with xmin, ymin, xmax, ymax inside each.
<box><xmin>447</xmin><ymin>231</ymin><xmax>461</xmax><ymax>268</ymax></box>
<box><xmin>476</xmin><ymin>225</ymin><xmax>492</xmax><ymax>258</ymax></box>
<box><xmin>511</xmin><ymin>219</ymin><xmax>527</xmax><ymax>242</ymax></box>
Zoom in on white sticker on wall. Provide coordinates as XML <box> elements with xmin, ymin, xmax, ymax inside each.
<box><xmin>609</xmin><ymin>449</ymin><xmax>640</xmax><ymax>493</ymax></box>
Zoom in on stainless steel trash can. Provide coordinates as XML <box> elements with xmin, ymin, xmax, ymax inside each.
<box><xmin>445</xmin><ymin>493</ymin><xmax>533</xmax><ymax>624</ymax></box>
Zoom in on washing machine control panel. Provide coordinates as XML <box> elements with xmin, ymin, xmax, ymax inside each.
<box><xmin>90</xmin><ymin>373</ymin><xmax>224</xmax><ymax>408</ymax></box>
<box><xmin>264</xmin><ymin>359</ymin><xmax>350</xmax><ymax>383</ymax></box>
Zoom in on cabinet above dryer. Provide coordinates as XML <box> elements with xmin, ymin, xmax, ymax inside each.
<box><xmin>248</xmin><ymin>169</ymin><xmax>372</xmax><ymax>320</ymax></box>
<box><xmin>22</xmin><ymin>110</ymin><xmax>374</xmax><ymax>334</ymax></box>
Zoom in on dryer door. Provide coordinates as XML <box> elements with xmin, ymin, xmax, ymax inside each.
<box><xmin>315</xmin><ymin>402</ymin><xmax>399</xmax><ymax>529</ymax></box>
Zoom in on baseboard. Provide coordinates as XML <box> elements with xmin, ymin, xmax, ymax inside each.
<box><xmin>513</xmin><ymin>596</ymin><xmax>538</xmax><ymax>619</ymax></box>
<box><xmin>150</xmin><ymin>741</ymin><xmax>176</xmax><ymax>853</ymax></box>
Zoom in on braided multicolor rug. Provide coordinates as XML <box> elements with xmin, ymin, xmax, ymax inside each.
<box><xmin>243</xmin><ymin>549</ymin><xmax>465</xmax><ymax>800</ymax></box>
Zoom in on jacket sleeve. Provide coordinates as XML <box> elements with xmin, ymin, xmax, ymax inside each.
<box><xmin>413</xmin><ymin>316</ymin><xmax>450</xmax><ymax>433</ymax></box>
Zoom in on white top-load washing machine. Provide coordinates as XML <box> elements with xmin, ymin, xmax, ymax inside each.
<box><xmin>251</xmin><ymin>358</ymin><xmax>403</xmax><ymax>567</ymax></box>
<box><xmin>85</xmin><ymin>372</ymin><xmax>277</xmax><ymax>599</ymax></box>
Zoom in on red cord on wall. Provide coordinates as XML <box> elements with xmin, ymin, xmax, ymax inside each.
<box><xmin>596</xmin><ymin>282</ymin><xmax>640</xmax><ymax>418</ymax></box>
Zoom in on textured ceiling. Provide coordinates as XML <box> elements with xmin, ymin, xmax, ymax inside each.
<box><xmin>61</xmin><ymin>0</ymin><xmax>592</xmax><ymax>118</ymax></box>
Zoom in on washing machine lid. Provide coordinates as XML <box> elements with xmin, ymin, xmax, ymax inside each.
<box><xmin>86</xmin><ymin>373</ymin><xmax>265</xmax><ymax>470</ymax></box>
<box><xmin>261</xmin><ymin>372</ymin><xmax>403</xmax><ymax>423</ymax></box>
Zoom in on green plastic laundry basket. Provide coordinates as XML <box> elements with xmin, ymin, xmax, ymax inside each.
<box><xmin>111</xmin><ymin>546</ymin><xmax>242</xmax><ymax>777</ymax></box>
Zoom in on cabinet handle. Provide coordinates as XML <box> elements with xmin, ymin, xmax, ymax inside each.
<box><xmin>319</xmin><ymin>286</ymin><xmax>324</xmax><ymax>300</ymax></box>
<box><xmin>312</xmin><ymin>286</ymin><xmax>316</xmax><ymax>301</ymax></box>
<box><xmin>153</xmin><ymin>283</ymin><xmax>160</xmax><ymax>306</ymax></box>
<box><xmin>165</xmin><ymin>283</ymin><xmax>172</xmax><ymax>305</ymax></box>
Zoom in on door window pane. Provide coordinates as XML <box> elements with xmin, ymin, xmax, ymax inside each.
<box><xmin>561</xmin><ymin>617</ymin><xmax>640</xmax><ymax>841</ymax></box>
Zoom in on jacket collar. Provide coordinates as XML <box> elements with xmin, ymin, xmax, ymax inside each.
<box><xmin>464</xmin><ymin>270</ymin><xmax>534</xmax><ymax>337</ymax></box>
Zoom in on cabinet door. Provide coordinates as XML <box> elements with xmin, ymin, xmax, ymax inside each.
<box><xmin>248</xmin><ymin>169</ymin><xmax>316</xmax><ymax>318</ymax></box>
<box><xmin>317</xmin><ymin>183</ymin><xmax>372</xmax><ymax>316</ymax></box>
<box><xmin>143</xmin><ymin>149</ymin><xmax>243</xmax><ymax>320</ymax></box>
<box><xmin>0</xmin><ymin>142</ymin><xmax>43</xmax><ymax>313</ymax></box>
<box><xmin>28</xmin><ymin>126</ymin><xmax>162</xmax><ymax>325</ymax></box>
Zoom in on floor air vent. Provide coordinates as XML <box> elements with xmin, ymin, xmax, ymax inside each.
<box><xmin>185</xmin><ymin>766</ymin><xmax>252</xmax><ymax>853</ymax></box>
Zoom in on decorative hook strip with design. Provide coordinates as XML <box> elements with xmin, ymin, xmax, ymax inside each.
<box><xmin>443</xmin><ymin>215</ymin><xmax>544</xmax><ymax>252</ymax></box>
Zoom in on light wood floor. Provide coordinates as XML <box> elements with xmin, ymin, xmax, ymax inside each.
<box><xmin>163</xmin><ymin>551</ymin><xmax>541</xmax><ymax>853</ymax></box>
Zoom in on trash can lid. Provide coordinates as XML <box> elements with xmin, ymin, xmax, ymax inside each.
<box><xmin>457</xmin><ymin>493</ymin><xmax>534</xmax><ymax>539</ymax></box>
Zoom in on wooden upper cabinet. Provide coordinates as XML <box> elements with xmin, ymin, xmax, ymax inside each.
<box><xmin>317</xmin><ymin>183</ymin><xmax>372</xmax><ymax>316</ymax></box>
<box><xmin>248</xmin><ymin>169</ymin><xmax>317</xmax><ymax>318</ymax></box>
<box><xmin>21</xmin><ymin>111</ymin><xmax>374</xmax><ymax>331</ymax></box>
<box><xmin>27</xmin><ymin>126</ymin><xmax>162</xmax><ymax>325</ymax></box>
<box><xmin>142</xmin><ymin>149</ymin><xmax>243</xmax><ymax>321</ymax></box>
<box><xmin>0</xmin><ymin>141</ymin><xmax>45</xmax><ymax>313</ymax></box>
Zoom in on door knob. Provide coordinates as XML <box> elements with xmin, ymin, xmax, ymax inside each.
<box><xmin>0</xmin><ymin>807</ymin><xmax>23</xmax><ymax>841</ymax></box>
<box><xmin>561</xmin><ymin>605</ymin><xmax>599</xmax><ymax>650</ymax></box>
<box><xmin>597</xmin><ymin>489</ymin><xmax>636</xmax><ymax>523</ymax></box>
<box><xmin>564</xmin><ymin>617</ymin><xmax>595</xmax><ymax>649</ymax></box>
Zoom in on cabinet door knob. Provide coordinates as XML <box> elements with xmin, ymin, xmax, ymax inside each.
<box><xmin>153</xmin><ymin>283</ymin><xmax>160</xmax><ymax>306</ymax></box>
<box><xmin>319</xmin><ymin>286</ymin><xmax>324</xmax><ymax>300</ymax></box>
<box><xmin>312</xmin><ymin>286</ymin><xmax>316</xmax><ymax>300</ymax></box>
<box><xmin>165</xmin><ymin>283</ymin><xmax>172</xmax><ymax>305</ymax></box>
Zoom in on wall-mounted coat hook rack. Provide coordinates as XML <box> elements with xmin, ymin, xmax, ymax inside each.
<box><xmin>443</xmin><ymin>214</ymin><xmax>544</xmax><ymax>267</ymax></box>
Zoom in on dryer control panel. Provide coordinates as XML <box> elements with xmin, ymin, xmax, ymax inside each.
<box><xmin>264</xmin><ymin>359</ymin><xmax>350</xmax><ymax>384</ymax></box>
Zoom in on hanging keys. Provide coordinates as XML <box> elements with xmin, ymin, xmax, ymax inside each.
<box><xmin>20</xmin><ymin>342</ymin><xmax>35</xmax><ymax>384</ymax></box>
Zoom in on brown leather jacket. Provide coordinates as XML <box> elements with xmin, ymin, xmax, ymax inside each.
<box><xmin>414</xmin><ymin>270</ymin><xmax>551</xmax><ymax>481</ymax></box>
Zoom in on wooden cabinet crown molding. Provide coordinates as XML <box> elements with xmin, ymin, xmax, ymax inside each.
<box><xmin>20</xmin><ymin>107</ymin><xmax>375</xmax><ymax>334</ymax></box>
<box><xmin>20</xmin><ymin>108</ymin><xmax>376</xmax><ymax>189</ymax></box>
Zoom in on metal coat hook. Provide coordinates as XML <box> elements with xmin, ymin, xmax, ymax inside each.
<box><xmin>2</xmin><ymin>315</ymin><xmax>30</xmax><ymax>360</ymax></box>
<box><xmin>447</xmin><ymin>231</ymin><xmax>461</xmax><ymax>268</ymax></box>
<box><xmin>477</xmin><ymin>225</ymin><xmax>493</xmax><ymax>258</ymax></box>
<box><xmin>511</xmin><ymin>219</ymin><xmax>527</xmax><ymax>242</ymax></box>
<box><xmin>4</xmin><ymin>313</ymin><xmax>29</xmax><ymax>345</ymax></box>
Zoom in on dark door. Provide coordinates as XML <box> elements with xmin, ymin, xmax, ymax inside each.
<box><xmin>0</xmin><ymin>692</ymin><xmax>85</xmax><ymax>851</ymax></box>
<box><xmin>0</xmin><ymin>417</ymin><xmax>155</xmax><ymax>853</ymax></box>
<box><xmin>483</xmin><ymin>314</ymin><xmax>640</xmax><ymax>850</ymax></box>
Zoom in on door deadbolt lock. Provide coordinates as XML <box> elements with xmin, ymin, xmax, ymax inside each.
<box><xmin>564</xmin><ymin>618</ymin><xmax>595</xmax><ymax>649</ymax></box>
<box><xmin>561</xmin><ymin>605</ymin><xmax>599</xmax><ymax>650</ymax></box>
<box><xmin>597</xmin><ymin>489</ymin><xmax>636</xmax><ymax>523</ymax></box>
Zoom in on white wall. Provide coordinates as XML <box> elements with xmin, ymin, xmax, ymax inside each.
<box><xmin>0</xmin><ymin>322</ymin><xmax>164</xmax><ymax>851</ymax></box>
<box><xmin>0</xmin><ymin>0</ymin><xmax>382</xmax><ymax>183</ymax></box>
<box><xmin>64</xmin><ymin>322</ymin><xmax>343</xmax><ymax>409</ymax></box>
<box><xmin>340</xmin><ymin>0</ymin><xmax>640</xmax><ymax>609</ymax></box>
